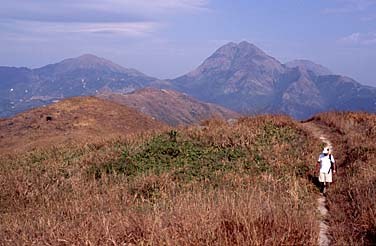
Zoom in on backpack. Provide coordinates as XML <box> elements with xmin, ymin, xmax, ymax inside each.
<box><xmin>328</xmin><ymin>154</ymin><xmax>335</xmax><ymax>174</ymax></box>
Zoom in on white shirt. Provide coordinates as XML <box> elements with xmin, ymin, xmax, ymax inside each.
<box><xmin>318</xmin><ymin>154</ymin><xmax>335</xmax><ymax>173</ymax></box>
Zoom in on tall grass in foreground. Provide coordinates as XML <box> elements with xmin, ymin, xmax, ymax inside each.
<box><xmin>0</xmin><ymin>116</ymin><xmax>321</xmax><ymax>245</ymax></box>
<box><xmin>311</xmin><ymin>112</ymin><xmax>376</xmax><ymax>245</ymax></box>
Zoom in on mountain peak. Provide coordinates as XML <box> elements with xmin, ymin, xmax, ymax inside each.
<box><xmin>68</xmin><ymin>53</ymin><xmax>120</xmax><ymax>69</ymax></box>
<box><xmin>174</xmin><ymin>41</ymin><xmax>286</xmax><ymax>105</ymax></box>
<box><xmin>189</xmin><ymin>40</ymin><xmax>284</xmax><ymax>77</ymax></box>
<box><xmin>215</xmin><ymin>41</ymin><xmax>266</xmax><ymax>58</ymax></box>
<box><xmin>238</xmin><ymin>41</ymin><xmax>264</xmax><ymax>51</ymax></box>
<box><xmin>67</xmin><ymin>53</ymin><xmax>119</xmax><ymax>68</ymax></box>
<box><xmin>221</xmin><ymin>41</ymin><xmax>259</xmax><ymax>48</ymax></box>
<box><xmin>35</xmin><ymin>53</ymin><xmax>146</xmax><ymax>77</ymax></box>
<box><xmin>76</xmin><ymin>53</ymin><xmax>103</xmax><ymax>61</ymax></box>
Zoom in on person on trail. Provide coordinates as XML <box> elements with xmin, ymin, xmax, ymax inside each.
<box><xmin>317</xmin><ymin>147</ymin><xmax>336</xmax><ymax>195</ymax></box>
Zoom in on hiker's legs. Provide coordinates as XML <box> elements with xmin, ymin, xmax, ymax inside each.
<box><xmin>318</xmin><ymin>172</ymin><xmax>325</xmax><ymax>193</ymax></box>
<box><xmin>318</xmin><ymin>172</ymin><xmax>332</xmax><ymax>194</ymax></box>
<box><xmin>319</xmin><ymin>182</ymin><xmax>325</xmax><ymax>193</ymax></box>
<box><xmin>325</xmin><ymin>172</ymin><xmax>332</xmax><ymax>193</ymax></box>
<box><xmin>325</xmin><ymin>182</ymin><xmax>332</xmax><ymax>193</ymax></box>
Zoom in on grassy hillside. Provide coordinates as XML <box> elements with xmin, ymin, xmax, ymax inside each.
<box><xmin>0</xmin><ymin>115</ymin><xmax>323</xmax><ymax>245</ymax></box>
<box><xmin>309</xmin><ymin>112</ymin><xmax>376</xmax><ymax>245</ymax></box>
<box><xmin>0</xmin><ymin>96</ymin><xmax>166</xmax><ymax>154</ymax></box>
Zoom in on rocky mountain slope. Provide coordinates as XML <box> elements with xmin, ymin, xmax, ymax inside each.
<box><xmin>284</xmin><ymin>59</ymin><xmax>332</xmax><ymax>76</ymax></box>
<box><xmin>170</xmin><ymin>41</ymin><xmax>376</xmax><ymax>119</ymax></box>
<box><xmin>98</xmin><ymin>88</ymin><xmax>240</xmax><ymax>126</ymax></box>
<box><xmin>171</xmin><ymin>41</ymin><xmax>285</xmax><ymax>113</ymax></box>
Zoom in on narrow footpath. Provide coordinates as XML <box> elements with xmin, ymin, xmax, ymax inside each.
<box><xmin>302</xmin><ymin>122</ymin><xmax>332</xmax><ymax>246</ymax></box>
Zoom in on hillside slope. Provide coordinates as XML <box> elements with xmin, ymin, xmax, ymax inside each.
<box><xmin>0</xmin><ymin>96</ymin><xmax>166</xmax><ymax>153</ymax></box>
<box><xmin>0</xmin><ymin>115</ymin><xmax>322</xmax><ymax>245</ymax></box>
<box><xmin>98</xmin><ymin>88</ymin><xmax>241</xmax><ymax>126</ymax></box>
<box><xmin>285</xmin><ymin>59</ymin><xmax>332</xmax><ymax>76</ymax></box>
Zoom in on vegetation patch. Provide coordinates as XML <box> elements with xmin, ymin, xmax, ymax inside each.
<box><xmin>1</xmin><ymin>116</ymin><xmax>322</xmax><ymax>245</ymax></box>
<box><xmin>90</xmin><ymin>130</ymin><xmax>247</xmax><ymax>183</ymax></box>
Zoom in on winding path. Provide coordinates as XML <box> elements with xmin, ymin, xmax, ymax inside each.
<box><xmin>302</xmin><ymin>122</ymin><xmax>332</xmax><ymax>246</ymax></box>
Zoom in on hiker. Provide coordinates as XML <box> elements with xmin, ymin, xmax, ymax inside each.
<box><xmin>317</xmin><ymin>147</ymin><xmax>336</xmax><ymax>195</ymax></box>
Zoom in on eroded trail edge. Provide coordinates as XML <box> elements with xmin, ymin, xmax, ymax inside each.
<box><xmin>302</xmin><ymin>122</ymin><xmax>332</xmax><ymax>246</ymax></box>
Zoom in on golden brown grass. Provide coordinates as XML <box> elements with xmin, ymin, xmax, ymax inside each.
<box><xmin>0</xmin><ymin>115</ymin><xmax>322</xmax><ymax>245</ymax></box>
<box><xmin>309</xmin><ymin>112</ymin><xmax>376</xmax><ymax>245</ymax></box>
<box><xmin>0</xmin><ymin>96</ymin><xmax>167</xmax><ymax>154</ymax></box>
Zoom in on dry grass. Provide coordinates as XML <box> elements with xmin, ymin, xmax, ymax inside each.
<box><xmin>0</xmin><ymin>115</ymin><xmax>322</xmax><ymax>245</ymax></box>
<box><xmin>0</xmin><ymin>96</ymin><xmax>167</xmax><ymax>154</ymax></box>
<box><xmin>310</xmin><ymin>112</ymin><xmax>376</xmax><ymax>245</ymax></box>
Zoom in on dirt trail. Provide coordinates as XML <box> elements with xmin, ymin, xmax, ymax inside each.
<box><xmin>302</xmin><ymin>122</ymin><xmax>332</xmax><ymax>246</ymax></box>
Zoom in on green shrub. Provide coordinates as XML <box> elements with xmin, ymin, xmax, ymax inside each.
<box><xmin>92</xmin><ymin>131</ymin><xmax>247</xmax><ymax>182</ymax></box>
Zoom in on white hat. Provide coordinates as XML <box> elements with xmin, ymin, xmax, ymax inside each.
<box><xmin>323</xmin><ymin>147</ymin><xmax>329</xmax><ymax>154</ymax></box>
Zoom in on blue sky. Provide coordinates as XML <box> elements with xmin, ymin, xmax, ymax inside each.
<box><xmin>1</xmin><ymin>0</ymin><xmax>376</xmax><ymax>86</ymax></box>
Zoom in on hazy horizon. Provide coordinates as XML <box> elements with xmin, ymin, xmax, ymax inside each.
<box><xmin>1</xmin><ymin>0</ymin><xmax>376</xmax><ymax>86</ymax></box>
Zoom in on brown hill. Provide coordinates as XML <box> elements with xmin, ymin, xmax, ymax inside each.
<box><xmin>0</xmin><ymin>96</ymin><xmax>166</xmax><ymax>153</ymax></box>
<box><xmin>97</xmin><ymin>88</ymin><xmax>241</xmax><ymax>126</ymax></box>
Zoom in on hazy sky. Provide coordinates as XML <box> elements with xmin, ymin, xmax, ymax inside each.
<box><xmin>1</xmin><ymin>0</ymin><xmax>376</xmax><ymax>86</ymax></box>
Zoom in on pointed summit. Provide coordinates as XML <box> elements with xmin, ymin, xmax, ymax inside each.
<box><xmin>172</xmin><ymin>41</ymin><xmax>286</xmax><ymax>112</ymax></box>
<box><xmin>198</xmin><ymin>41</ymin><xmax>283</xmax><ymax>74</ymax></box>
<box><xmin>76</xmin><ymin>53</ymin><xmax>101</xmax><ymax>60</ymax></box>
<box><xmin>211</xmin><ymin>41</ymin><xmax>266</xmax><ymax>61</ymax></box>
<box><xmin>237</xmin><ymin>41</ymin><xmax>266</xmax><ymax>55</ymax></box>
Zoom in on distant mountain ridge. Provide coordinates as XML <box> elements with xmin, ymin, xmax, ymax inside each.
<box><xmin>1</xmin><ymin>42</ymin><xmax>375</xmax><ymax>120</ymax></box>
<box><xmin>0</xmin><ymin>54</ymin><xmax>162</xmax><ymax>118</ymax></box>
<box><xmin>170</xmin><ymin>41</ymin><xmax>376</xmax><ymax>119</ymax></box>
<box><xmin>36</xmin><ymin>54</ymin><xmax>134</xmax><ymax>75</ymax></box>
